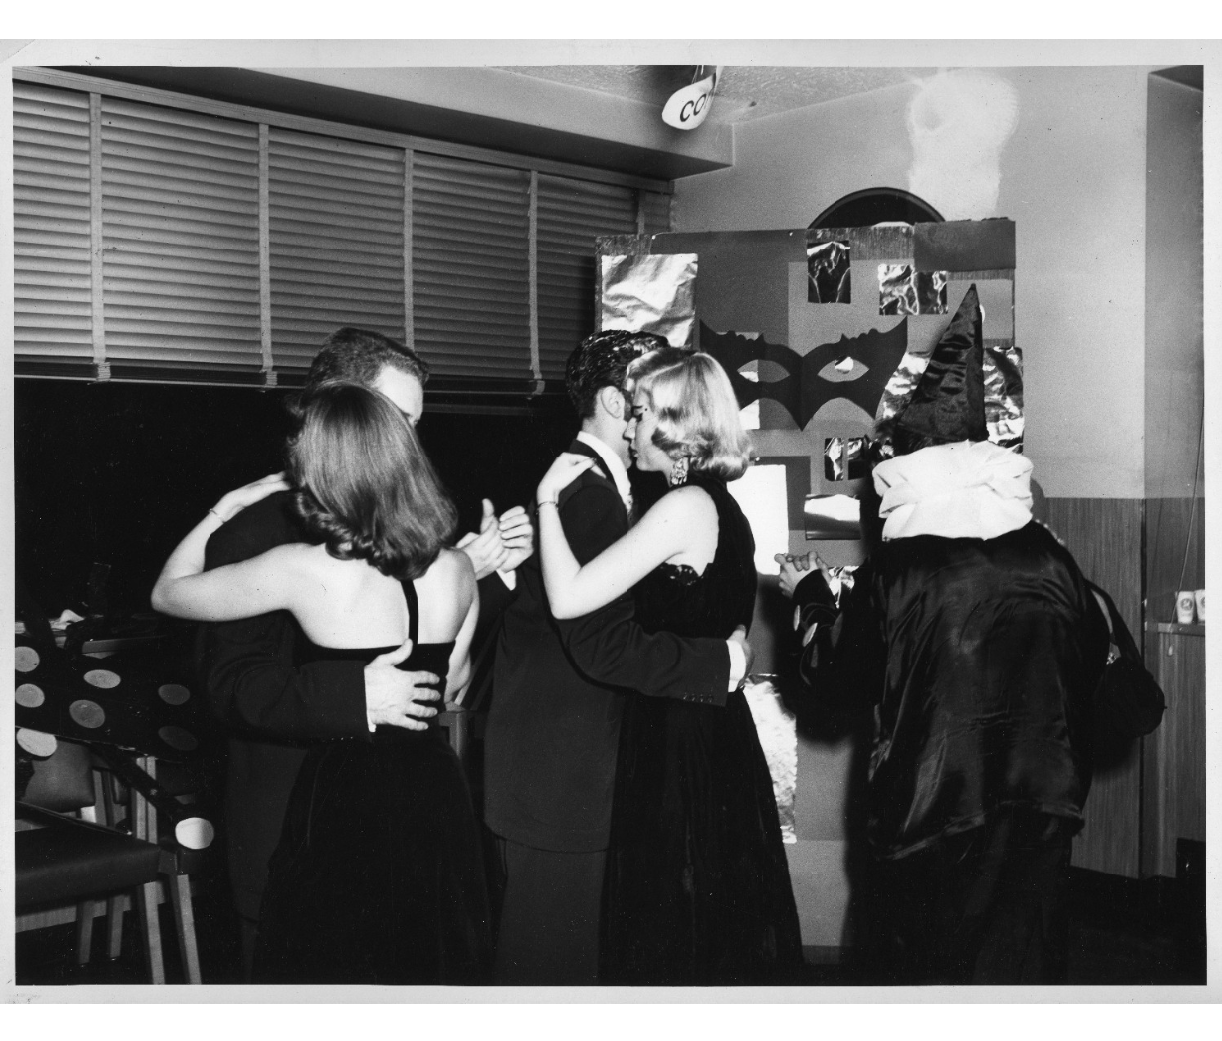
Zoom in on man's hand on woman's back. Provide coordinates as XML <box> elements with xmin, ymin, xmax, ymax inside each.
<box><xmin>363</xmin><ymin>638</ymin><xmax>441</xmax><ymax>732</ymax></box>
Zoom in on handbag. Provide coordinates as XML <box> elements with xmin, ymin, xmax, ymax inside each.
<box><xmin>1087</xmin><ymin>581</ymin><xmax>1166</xmax><ymax>739</ymax></box>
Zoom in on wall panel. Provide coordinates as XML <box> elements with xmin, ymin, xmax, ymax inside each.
<box><xmin>1044</xmin><ymin>496</ymin><xmax>1144</xmax><ymax>877</ymax></box>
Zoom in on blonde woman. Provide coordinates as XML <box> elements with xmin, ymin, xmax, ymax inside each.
<box><xmin>535</xmin><ymin>348</ymin><xmax>804</xmax><ymax>985</ymax></box>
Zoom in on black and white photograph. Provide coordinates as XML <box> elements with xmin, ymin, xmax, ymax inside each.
<box><xmin>2</xmin><ymin>27</ymin><xmax>1217</xmax><ymax>1015</ymax></box>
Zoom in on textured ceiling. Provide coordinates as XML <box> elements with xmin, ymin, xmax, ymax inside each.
<box><xmin>494</xmin><ymin>65</ymin><xmax>933</xmax><ymax>123</ymax></box>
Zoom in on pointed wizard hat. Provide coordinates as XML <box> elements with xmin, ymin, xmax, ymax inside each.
<box><xmin>890</xmin><ymin>283</ymin><xmax>986</xmax><ymax>455</ymax></box>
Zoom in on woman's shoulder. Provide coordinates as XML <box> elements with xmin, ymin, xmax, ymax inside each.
<box><xmin>418</xmin><ymin>547</ymin><xmax>476</xmax><ymax>599</ymax></box>
<box><xmin>637</xmin><ymin>483</ymin><xmax>717</xmax><ymax>543</ymax></box>
<box><xmin>413</xmin><ymin>549</ymin><xmax>476</xmax><ymax>638</ymax></box>
<box><xmin>255</xmin><ymin>540</ymin><xmax>327</xmax><ymax>571</ymax></box>
<box><xmin>657</xmin><ymin>482</ymin><xmax>717</xmax><ymax>517</ymax></box>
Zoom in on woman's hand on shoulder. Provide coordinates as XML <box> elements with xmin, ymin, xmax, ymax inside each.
<box><xmin>536</xmin><ymin>452</ymin><xmax>595</xmax><ymax>505</ymax></box>
<box><xmin>211</xmin><ymin>472</ymin><xmax>290</xmax><ymax>524</ymax></box>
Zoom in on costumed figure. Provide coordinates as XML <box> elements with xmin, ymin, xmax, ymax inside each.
<box><xmin>778</xmin><ymin>286</ymin><xmax>1109</xmax><ymax>985</ymax></box>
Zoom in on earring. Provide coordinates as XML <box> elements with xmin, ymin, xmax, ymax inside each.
<box><xmin>669</xmin><ymin>455</ymin><xmax>689</xmax><ymax>487</ymax></box>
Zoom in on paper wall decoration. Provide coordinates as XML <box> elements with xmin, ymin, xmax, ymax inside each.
<box><xmin>700</xmin><ymin>320</ymin><xmax>909</xmax><ymax>429</ymax></box>
<box><xmin>824</xmin><ymin>436</ymin><xmax>870</xmax><ymax>482</ymax></box>
<box><xmin>879</xmin><ymin>265</ymin><xmax>948</xmax><ymax>315</ymax></box>
<box><xmin>807</xmin><ymin>240</ymin><xmax>851</xmax><ymax>303</ymax></box>
<box><xmin>599</xmin><ymin>252</ymin><xmax>698</xmax><ymax>347</ymax></box>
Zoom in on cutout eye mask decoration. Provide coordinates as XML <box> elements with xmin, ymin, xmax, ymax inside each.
<box><xmin>700</xmin><ymin>318</ymin><xmax>909</xmax><ymax>428</ymax></box>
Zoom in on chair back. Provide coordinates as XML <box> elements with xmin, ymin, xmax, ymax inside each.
<box><xmin>21</xmin><ymin>739</ymin><xmax>97</xmax><ymax>813</ymax></box>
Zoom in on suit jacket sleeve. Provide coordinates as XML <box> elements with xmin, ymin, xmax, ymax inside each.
<box><xmin>554</xmin><ymin>480</ymin><xmax>732</xmax><ymax>707</ymax></box>
<box><xmin>195</xmin><ymin>506</ymin><xmax>369</xmax><ymax>743</ymax></box>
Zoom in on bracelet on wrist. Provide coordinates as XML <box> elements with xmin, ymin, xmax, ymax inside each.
<box><xmin>537</xmin><ymin>499</ymin><xmax>558</xmax><ymax>510</ymax></box>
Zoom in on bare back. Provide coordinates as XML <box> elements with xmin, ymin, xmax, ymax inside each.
<box><xmin>274</xmin><ymin>544</ymin><xmax>475</xmax><ymax>650</ymax></box>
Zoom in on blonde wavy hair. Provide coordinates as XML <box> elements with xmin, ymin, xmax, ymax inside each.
<box><xmin>626</xmin><ymin>348</ymin><xmax>754</xmax><ymax>481</ymax></box>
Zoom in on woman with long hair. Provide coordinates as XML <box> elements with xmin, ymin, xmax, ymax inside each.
<box><xmin>152</xmin><ymin>381</ymin><xmax>492</xmax><ymax>984</ymax></box>
<box><xmin>534</xmin><ymin>348</ymin><xmax>804</xmax><ymax>985</ymax></box>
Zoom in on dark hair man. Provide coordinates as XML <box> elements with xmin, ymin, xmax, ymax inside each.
<box><xmin>483</xmin><ymin>329</ymin><xmax>752</xmax><ymax>985</ymax></box>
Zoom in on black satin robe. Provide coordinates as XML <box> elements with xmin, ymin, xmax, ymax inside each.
<box><xmin>795</xmin><ymin>520</ymin><xmax>1109</xmax><ymax>859</ymax></box>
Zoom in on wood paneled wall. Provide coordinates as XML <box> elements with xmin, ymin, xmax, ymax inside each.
<box><xmin>1144</xmin><ymin>497</ymin><xmax>1206</xmax><ymax>625</ymax></box>
<box><xmin>1043</xmin><ymin>497</ymin><xmax>1144</xmax><ymax>634</ymax></box>
<box><xmin>1043</xmin><ymin>496</ymin><xmax>1144</xmax><ymax>877</ymax></box>
<box><xmin>1143</xmin><ymin>628</ymin><xmax>1207</xmax><ymax>877</ymax></box>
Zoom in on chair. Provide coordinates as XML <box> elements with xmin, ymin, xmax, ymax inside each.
<box><xmin>15</xmin><ymin>617</ymin><xmax>212</xmax><ymax>983</ymax></box>
<box><xmin>16</xmin><ymin>735</ymin><xmax>208</xmax><ymax>984</ymax></box>
<box><xmin>16</xmin><ymin>793</ymin><xmax>168</xmax><ymax>983</ymax></box>
<box><xmin>91</xmin><ymin>745</ymin><xmax>209</xmax><ymax>984</ymax></box>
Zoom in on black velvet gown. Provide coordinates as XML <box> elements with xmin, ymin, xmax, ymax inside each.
<box><xmin>253</xmin><ymin>580</ymin><xmax>493</xmax><ymax>985</ymax></box>
<box><xmin>600</xmin><ymin>474</ymin><xmax>805</xmax><ymax>986</ymax></box>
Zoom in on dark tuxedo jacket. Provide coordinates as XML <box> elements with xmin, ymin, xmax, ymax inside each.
<box><xmin>483</xmin><ymin>438</ymin><xmax>731</xmax><ymax>854</ymax></box>
<box><xmin>195</xmin><ymin>491</ymin><xmax>368</xmax><ymax>922</ymax></box>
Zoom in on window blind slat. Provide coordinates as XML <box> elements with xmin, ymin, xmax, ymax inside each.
<box><xmin>101</xmin><ymin>285</ymin><xmax>262</xmax><ymax>313</ymax></box>
<box><xmin>269</xmin><ymin>217</ymin><xmax>404</xmax><ymax>245</ymax></box>
<box><xmin>102</xmin><ymin>168</ymin><xmax>260</xmax><ymax>203</ymax></box>
<box><xmin>270</xmin><ymin>156</ymin><xmax>404</xmax><ymax>188</ymax></box>
<box><xmin>102</xmin><ymin>248</ymin><xmax>262</xmax><ymax>274</ymax></box>
<box><xmin>267</xmin><ymin>188</ymin><xmax>404</xmax><ymax>218</ymax></box>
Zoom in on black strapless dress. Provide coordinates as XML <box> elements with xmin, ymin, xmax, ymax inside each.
<box><xmin>600</xmin><ymin>474</ymin><xmax>805</xmax><ymax>985</ymax></box>
<box><xmin>252</xmin><ymin>580</ymin><xmax>493</xmax><ymax>984</ymax></box>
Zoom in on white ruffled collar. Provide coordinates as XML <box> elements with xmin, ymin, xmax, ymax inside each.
<box><xmin>872</xmin><ymin>440</ymin><xmax>1034</xmax><ymax>541</ymax></box>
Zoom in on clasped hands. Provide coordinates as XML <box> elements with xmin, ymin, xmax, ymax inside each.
<box><xmin>456</xmin><ymin>498</ymin><xmax>535</xmax><ymax>581</ymax></box>
<box><xmin>774</xmin><ymin>552</ymin><xmax>835</xmax><ymax>601</ymax></box>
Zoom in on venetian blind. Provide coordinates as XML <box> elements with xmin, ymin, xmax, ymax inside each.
<box><xmin>411</xmin><ymin>151</ymin><xmax>533</xmax><ymax>388</ymax></box>
<box><xmin>269</xmin><ymin>128</ymin><xmax>407</xmax><ymax>380</ymax></box>
<box><xmin>13</xmin><ymin>81</ymin><xmax>94</xmax><ymax>377</ymax></box>
<box><xmin>99</xmin><ymin>97</ymin><xmax>263</xmax><ymax>381</ymax></box>
<box><xmin>12</xmin><ymin>74</ymin><xmax>673</xmax><ymax>393</ymax></box>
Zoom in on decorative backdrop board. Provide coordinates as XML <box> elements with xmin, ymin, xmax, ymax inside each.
<box><xmin>597</xmin><ymin>221</ymin><xmax>1020</xmax><ymax>561</ymax></box>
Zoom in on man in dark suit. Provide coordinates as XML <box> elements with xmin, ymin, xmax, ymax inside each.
<box><xmin>198</xmin><ymin>327</ymin><xmax>532</xmax><ymax>977</ymax></box>
<box><xmin>483</xmin><ymin>330</ymin><xmax>751</xmax><ymax>985</ymax></box>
